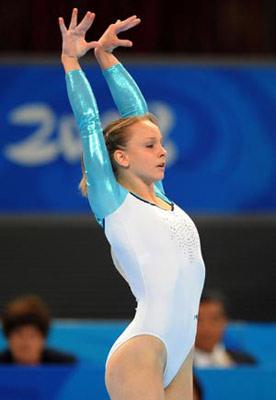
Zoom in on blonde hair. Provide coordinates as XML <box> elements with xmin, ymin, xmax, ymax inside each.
<box><xmin>79</xmin><ymin>113</ymin><xmax>158</xmax><ymax>197</ymax></box>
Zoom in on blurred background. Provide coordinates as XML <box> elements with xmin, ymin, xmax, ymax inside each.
<box><xmin>0</xmin><ymin>0</ymin><xmax>275</xmax><ymax>399</ymax></box>
<box><xmin>1</xmin><ymin>0</ymin><xmax>276</xmax><ymax>55</ymax></box>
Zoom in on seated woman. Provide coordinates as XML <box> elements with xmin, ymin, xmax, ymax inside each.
<box><xmin>0</xmin><ymin>294</ymin><xmax>76</xmax><ymax>365</ymax></box>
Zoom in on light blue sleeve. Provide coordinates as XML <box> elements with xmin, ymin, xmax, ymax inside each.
<box><xmin>102</xmin><ymin>63</ymin><xmax>148</xmax><ymax>117</ymax></box>
<box><xmin>65</xmin><ymin>69</ymin><xmax>127</xmax><ymax>226</ymax></box>
<box><xmin>102</xmin><ymin>63</ymin><xmax>165</xmax><ymax>195</ymax></box>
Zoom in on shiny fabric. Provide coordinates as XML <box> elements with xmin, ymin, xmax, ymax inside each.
<box><xmin>66</xmin><ymin>63</ymin><xmax>165</xmax><ymax>225</ymax></box>
<box><xmin>103</xmin><ymin>63</ymin><xmax>165</xmax><ymax>196</ymax></box>
<box><xmin>102</xmin><ymin>63</ymin><xmax>148</xmax><ymax>117</ymax></box>
<box><xmin>66</xmin><ymin>68</ymin><xmax>127</xmax><ymax>225</ymax></box>
<box><xmin>103</xmin><ymin>63</ymin><xmax>164</xmax><ymax>197</ymax></box>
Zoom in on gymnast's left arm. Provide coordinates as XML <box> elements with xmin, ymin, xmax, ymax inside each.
<box><xmin>94</xmin><ymin>16</ymin><xmax>148</xmax><ymax>117</ymax></box>
<box><xmin>94</xmin><ymin>17</ymin><xmax>165</xmax><ymax>194</ymax></box>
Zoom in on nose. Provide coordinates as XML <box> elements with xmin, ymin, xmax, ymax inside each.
<box><xmin>160</xmin><ymin>144</ymin><xmax>167</xmax><ymax>158</ymax></box>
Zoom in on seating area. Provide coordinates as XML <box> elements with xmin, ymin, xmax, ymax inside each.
<box><xmin>0</xmin><ymin>320</ymin><xmax>275</xmax><ymax>399</ymax></box>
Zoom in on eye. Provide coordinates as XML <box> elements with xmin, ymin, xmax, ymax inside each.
<box><xmin>146</xmin><ymin>144</ymin><xmax>154</xmax><ymax>148</ymax></box>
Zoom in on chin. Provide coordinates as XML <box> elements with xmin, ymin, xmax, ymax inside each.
<box><xmin>156</xmin><ymin>171</ymin><xmax>165</xmax><ymax>179</ymax></box>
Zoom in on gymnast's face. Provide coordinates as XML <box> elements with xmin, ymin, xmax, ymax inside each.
<box><xmin>115</xmin><ymin>119</ymin><xmax>167</xmax><ymax>184</ymax></box>
<box><xmin>195</xmin><ymin>300</ymin><xmax>227</xmax><ymax>352</ymax></box>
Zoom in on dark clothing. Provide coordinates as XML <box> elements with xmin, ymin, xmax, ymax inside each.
<box><xmin>194</xmin><ymin>344</ymin><xmax>257</xmax><ymax>368</ymax></box>
<box><xmin>0</xmin><ymin>348</ymin><xmax>77</xmax><ymax>364</ymax></box>
<box><xmin>227</xmin><ymin>348</ymin><xmax>256</xmax><ymax>365</ymax></box>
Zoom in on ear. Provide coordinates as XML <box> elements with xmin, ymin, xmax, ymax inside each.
<box><xmin>113</xmin><ymin>149</ymin><xmax>129</xmax><ymax>168</ymax></box>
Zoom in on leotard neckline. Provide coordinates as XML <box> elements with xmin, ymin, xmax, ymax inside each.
<box><xmin>130</xmin><ymin>192</ymin><xmax>174</xmax><ymax>212</ymax></box>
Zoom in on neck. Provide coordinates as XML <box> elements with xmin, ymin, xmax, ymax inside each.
<box><xmin>118</xmin><ymin>175</ymin><xmax>157</xmax><ymax>203</ymax></box>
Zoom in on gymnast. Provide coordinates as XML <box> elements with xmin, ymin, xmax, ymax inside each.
<box><xmin>59</xmin><ymin>8</ymin><xmax>205</xmax><ymax>400</ymax></box>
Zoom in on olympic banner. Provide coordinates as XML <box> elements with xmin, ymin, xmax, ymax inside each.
<box><xmin>0</xmin><ymin>63</ymin><xmax>275</xmax><ymax>213</ymax></box>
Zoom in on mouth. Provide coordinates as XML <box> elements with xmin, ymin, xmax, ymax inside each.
<box><xmin>157</xmin><ymin>162</ymin><xmax>166</xmax><ymax>168</ymax></box>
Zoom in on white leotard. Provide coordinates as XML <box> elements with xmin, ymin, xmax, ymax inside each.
<box><xmin>105</xmin><ymin>192</ymin><xmax>205</xmax><ymax>387</ymax></box>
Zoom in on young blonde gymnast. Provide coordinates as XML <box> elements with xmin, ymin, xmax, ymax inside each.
<box><xmin>59</xmin><ymin>8</ymin><xmax>205</xmax><ymax>400</ymax></box>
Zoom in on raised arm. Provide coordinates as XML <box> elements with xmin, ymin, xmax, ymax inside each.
<box><xmin>94</xmin><ymin>17</ymin><xmax>165</xmax><ymax>194</ymax></box>
<box><xmin>94</xmin><ymin>17</ymin><xmax>148</xmax><ymax>117</ymax></box>
<box><xmin>59</xmin><ymin>9</ymin><xmax>127</xmax><ymax>224</ymax></box>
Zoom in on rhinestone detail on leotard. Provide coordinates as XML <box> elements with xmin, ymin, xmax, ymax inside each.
<box><xmin>161</xmin><ymin>208</ymin><xmax>201</xmax><ymax>262</ymax></box>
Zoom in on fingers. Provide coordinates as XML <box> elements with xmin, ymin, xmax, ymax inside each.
<box><xmin>69</xmin><ymin>8</ymin><xmax>78</xmax><ymax>30</ymax></box>
<box><xmin>117</xmin><ymin>15</ymin><xmax>138</xmax><ymax>24</ymax></box>
<box><xmin>117</xmin><ymin>39</ymin><xmax>133</xmax><ymax>48</ymax></box>
<box><xmin>115</xmin><ymin>15</ymin><xmax>141</xmax><ymax>33</ymax></box>
<box><xmin>58</xmin><ymin>17</ymin><xmax>67</xmax><ymax>35</ymax></box>
<box><xmin>77</xmin><ymin>11</ymin><xmax>95</xmax><ymax>33</ymax></box>
<box><xmin>59</xmin><ymin>9</ymin><xmax>96</xmax><ymax>34</ymax></box>
<box><xmin>87</xmin><ymin>40</ymin><xmax>100</xmax><ymax>50</ymax></box>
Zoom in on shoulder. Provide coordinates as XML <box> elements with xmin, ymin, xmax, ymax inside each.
<box><xmin>42</xmin><ymin>348</ymin><xmax>77</xmax><ymax>364</ymax></box>
<box><xmin>0</xmin><ymin>349</ymin><xmax>13</xmax><ymax>363</ymax></box>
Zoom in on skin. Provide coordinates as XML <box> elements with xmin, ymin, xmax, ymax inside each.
<box><xmin>59</xmin><ymin>9</ymin><xmax>195</xmax><ymax>399</ymax></box>
<box><xmin>114</xmin><ymin>119</ymin><xmax>169</xmax><ymax>208</ymax></box>
<box><xmin>8</xmin><ymin>325</ymin><xmax>45</xmax><ymax>365</ymax></box>
<box><xmin>195</xmin><ymin>300</ymin><xmax>227</xmax><ymax>353</ymax></box>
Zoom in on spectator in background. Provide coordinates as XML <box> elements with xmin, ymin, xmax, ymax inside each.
<box><xmin>0</xmin><ymin>294</ymin><xmax>76</xmax><ymax>365</ymax></box>
<box><xmin>193</xmin><ymin>374</ymin><xmax>203</xmax><ymax>400</ymax></box>
<box><xmin>194</xmin><ymin>290</ymin><xmax>256</xmax><ymax>368</ymax></box>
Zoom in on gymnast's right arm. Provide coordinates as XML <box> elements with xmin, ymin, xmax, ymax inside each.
<box><xmin>65</xmin><ymin>68</ymin><xmax>126</xmax><ymax>223</ymax></box>
<box><xmin>59</xmin><ymin>9</ymin><xmax>127</xmax><ymax>225</ymax></box>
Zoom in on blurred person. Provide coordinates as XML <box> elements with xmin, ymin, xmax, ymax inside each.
<box><xmin>0</xmin><ymin>294</ymin><xmax>76</xmax><ymax>365</ymax></box>
<box><xmin>193</xmin><ymin>374</ymin><xmax>203</xmax><ymax>400</ymax></box>
<box><xmin>59</xmin><ymin>8</ymin><xmax>205</xmax><ymax>400</ymax></box>
<box><xmin>194</xmin><ymin>290</ymin><xmax>256</xmax><ymax>367</ymax></box>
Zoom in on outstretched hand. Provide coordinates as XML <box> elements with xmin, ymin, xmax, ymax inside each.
<box><xmin>59</xmin><ymin>8</ymin><xmax>98</xmax><ymax>58</ymax></box>
<box><xmin>97</xmin><ymin>16</ymin><xmax>141</xmax><ymax>53</ymax></box>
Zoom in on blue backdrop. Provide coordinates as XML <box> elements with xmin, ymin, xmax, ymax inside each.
<box><xmin>1</xmin><ymin>63</ymin><xmax>275</xmax><ymax>213</ymax></box>
<box><xmin>0</xmin><ymin>321</ymin><xmax>276</xmax><ymax>399</ymax></box>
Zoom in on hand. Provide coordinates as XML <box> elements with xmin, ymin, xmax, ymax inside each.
<box><xmin>59</xmin><ymin>8</ymin><xmax>98</xmax><ymax>58</ymax></box>
<box><xmin>97</xmin><ymin>15</ymin><xmax>141</xmax><ymax>53</ymax></box>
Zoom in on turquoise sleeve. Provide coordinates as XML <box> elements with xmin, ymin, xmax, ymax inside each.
<box><xmin>65</xmin><ymin>69</ymin><xmax>127</xmax><ymax>226</ymax></box>
<box><xmin>102</xmin><ymin>63</ymin><xmax>148</xmax><ymax>117</ymax></box>
<box><xmin>102</xmin><ymin>63</ymin><xmax>165</xmax><ymax>195</ymax></box>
